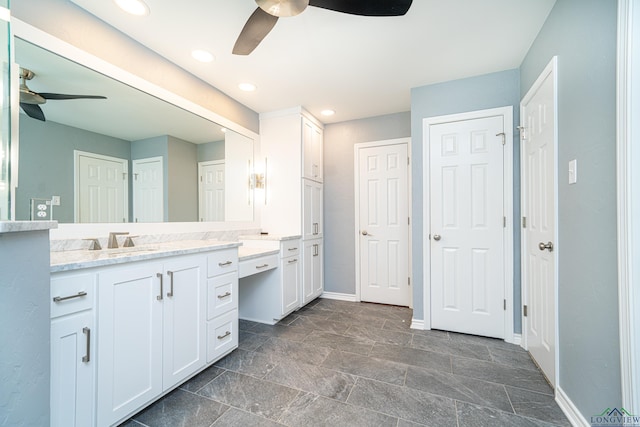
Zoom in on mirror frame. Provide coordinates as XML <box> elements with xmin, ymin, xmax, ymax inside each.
<box><xmin>12</xmin><ymin>18</ymin><xmax>262</xmax><ymax>235</ymax></box>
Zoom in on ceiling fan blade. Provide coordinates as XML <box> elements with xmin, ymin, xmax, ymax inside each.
<box><xmin>233</xmin><ymin>7</ymin><xmax>279</xmax><ymax>55</ymax></box>
<box><xmin>38</xmin><ymin>93</ymin><xmax>107</xmax><ymax>100</ymax></box>
<box><xmin>308</xmin><ymin>0</ymin><xmax>412</xmax><ymax>16</ymax></box>
<box><xmin>20</xmin><ymin>102</ymin><xmax>46</xmax><ymax>121</ymax></box>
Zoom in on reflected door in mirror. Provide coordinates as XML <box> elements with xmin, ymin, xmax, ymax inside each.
<box><xmin>198</xmin><ymin>160</ymin><xmax>225</xmax><ymax>221</ymax></box>
<box><xmin>133</xmin><ymin>157</ymin><xmax>164</xmax><ymax>222</ymax></box>
<box><xmin>75</xmin><ymin>151</ymin><xmax>128</xmax><ymax>223</ymax></box>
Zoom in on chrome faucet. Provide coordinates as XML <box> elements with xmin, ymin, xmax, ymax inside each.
<box><xmin>108</xmin><ymin>232</ymin><xmax>129</xmax><ymax>249</ymax></box>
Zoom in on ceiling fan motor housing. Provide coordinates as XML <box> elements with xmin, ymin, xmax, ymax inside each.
<box><xmin>256</xmin><ymin>0</ymin><xmax>309</xmax><ymax>17</ymax></box>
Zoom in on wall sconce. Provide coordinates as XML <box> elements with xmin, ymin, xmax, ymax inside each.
<box><xmin>253</xmin><ymin>172</ymin><xmax>265</xmax><ymax>189</ymax></box>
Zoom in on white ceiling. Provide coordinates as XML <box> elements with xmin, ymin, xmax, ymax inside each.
<box><xmin>67</xmin><ymin>0</ymin><xmax>557</xmax><ymax>124</ymax></box>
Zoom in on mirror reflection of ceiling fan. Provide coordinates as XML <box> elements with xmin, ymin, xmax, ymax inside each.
<box><xmin>19</xmin><ymin>67</ymin><xmax>107</xmax><ymax>122</ymax></box>
<box><xmin>233</xmin><ymin>0</ymin><xmax>413</xmax><ymax>55</ymax></box>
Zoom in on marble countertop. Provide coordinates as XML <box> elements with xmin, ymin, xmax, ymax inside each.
<box><xmin>0</xmin><ymin>221</ymin><xmax>58</xmax><ymax>233</ymax></box>
<box><xmin>239</xmin><ymin>234</ymin><xmax>301</xmax><ymax>241</ymax></box>
<box><xmin>238</xmin><ymin>246</ymin><xmax>280</xmax><ymax>261</ymax></box>
<box><xmin>51</xmin><ymin>239</ymin><xmax>241</xmax><ymax>273</ymax></box>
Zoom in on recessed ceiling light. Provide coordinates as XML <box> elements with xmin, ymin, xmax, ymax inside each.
<box><xmin>220</xmin><ymin>127</ymin><xmax>228</xmax><ymax>133</ymax></box>
<box><xmin>238</xmin><ymin>83</ymin><xmax>257</xmax><ymax>92</ymax></box>
<box><xmin>321</xmin><ymin>109</ymin><xmax>335</xmax><ymax>116</ymax></box>
<box><xmin>114</xmin><ymin>0</ymin><xmax>150</xmax><ymax>16</ymax></box>
<box><xmin>191</xmin><ymin>49</ymin><xmax>214</xmax><ymax>63</ymax></box>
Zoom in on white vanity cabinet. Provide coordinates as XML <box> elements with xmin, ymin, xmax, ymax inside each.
<box><xmin>238</xmin><ymin>238</ymin><xmax>301</xmax><ymax>324</ymax></box>
<box><xmin>205</xmin><ymin>249</ymin><xmax>239</xmax><ymax>363</ymax></box>
<box><xmin>96</xmin><ymin>253</ymin><xmax>207</xmax><ymax>426</ymax></box>
<box><xmin>50</xmin><ymin>272</ymin><xmax>96</xmax><ymax>427</ymax></box>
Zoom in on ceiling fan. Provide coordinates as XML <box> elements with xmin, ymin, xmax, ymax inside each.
<box><xmin>233</xmin><ymin>0</ymin><xmax>413</xmax><ymax>55</ymax></box>
<box><xmin>19</xmin><ymin>67</ymin><xmax>107</xmax><ymax>122</ymax></box>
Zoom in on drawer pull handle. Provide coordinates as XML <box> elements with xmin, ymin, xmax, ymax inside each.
<box><xmin>53</xmin><ymin>291</ymin><xmax>87</xmax><ymax>303</ymax></box>
<box><xmin>217</xmin><ymin>331</ymin><xmax>231</xmax><ymax>340</ymax></box>
<box><xmin>288</xmin><ymin>247</ymin><xmax>298</xmax><ymax>251</ymax></box>
<box><xmin>82</xmin><ymin>327</ymin><xmax>91</xmax><ymax>363</ymax></box>
<box><xmin>217</xmin><ymin>291</ymin><xmax>231</xmax><ymax>299</ymax></box>
<box><xmin>288</xmin><ymin>258</ymin><xmax>298</xmax><ymax>264</ymax></box>
<box><xmin>218</xmin><ymin>261</ymin><xmax>233</xmax><ymax>267</ymax></box>
<box><xmin>256</xmin><ymin>264</ymin><xmax>269</xmax><ymax>269</ymax></box>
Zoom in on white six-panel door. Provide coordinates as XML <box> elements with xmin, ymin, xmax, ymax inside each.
<box><xmin>521</xmin><ymin>58</ymin><xmax>557</xmax><ymax>387</ymax></box>
<box><xmin>75</xmin><ymin>151</ymin><xmax>128</xmax><ymax>223</ymax></box>
<box><xmin>429</xmin><ymin>115</ymin><xmax>506</xmax><ymax>338</ymax></box>
<box><xmin>198</xmin><ymin>161</ymin><xmax>225</xmax><ymax>222</ymax></box>
<box><xmin>133</xmin><ymin>157</ymin><xmax>164</xmax><ymax>222</ymax></box>
<box><xmin>357</xmin><ymin>141</ymin><xmax>410</xmax><ymax>306</ymax></box>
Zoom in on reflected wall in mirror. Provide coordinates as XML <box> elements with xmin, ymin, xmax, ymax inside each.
<box><xmin>14</xmin><ymin>38</ymin><xmax>254</xmax><ymax>223</ymax></box>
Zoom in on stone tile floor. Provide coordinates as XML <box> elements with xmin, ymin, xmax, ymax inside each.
<box><xmin>121</xmin><ymin>298</ymin><xmax>570</xmax><ymax>427</ymax></box>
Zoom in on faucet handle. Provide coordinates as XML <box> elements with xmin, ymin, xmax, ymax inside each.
<box><xmin>83</xmin><ymin>238</ymin><xmax>102</xmax><ymax>251</ymax></box>
<box><xmin>123</xmin><ymin>236</ymin><xmax>138</xmax><ymax>247</ymax></box>
<box><xmin>108</xmin><ymin>231</ymin><xmax>129</xmax><ymax>249</ymax></box>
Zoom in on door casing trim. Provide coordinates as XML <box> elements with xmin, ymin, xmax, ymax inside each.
<box><xmin>422</xmin><ymin>106</ymin><xmax>514</xmax><ymax>343</ymax></box>
<box><xmin>354</xmin><ymin>138</ymin><xmax>412</xmax><ymax>307</ymax></box>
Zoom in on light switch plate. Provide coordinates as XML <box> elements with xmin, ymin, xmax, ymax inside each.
<box><xmin>568</xmin><ymin>159</ymin><xmax>577</xmax><ymax>184</ymax></box>
<box><xmin>51</xmin><ymin>195</ymin><xmax>61</xmax><ymax>206</ymax></box>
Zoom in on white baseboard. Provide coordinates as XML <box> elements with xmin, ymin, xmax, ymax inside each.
<box><xmin>512</xmin><ymin>333</ymin><xmax>522</xmax><ymax>346</ymax></box>
<box><xmin>556</xmin><ymin>386</ymin><xmax>589</xmax><ymax>427</ymax></box>
<box><xmin>410</xmin><ymin>319</ymin><xmax>426</xmax><ymax>330</ymax></box>
<box><xmin>320</xmin><ymin>292</ymin><xmax>358</xmax><ymax>302</ymax></box>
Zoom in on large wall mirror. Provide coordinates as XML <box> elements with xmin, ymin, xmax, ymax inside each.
<box><xmin>14</xmin><ymin>36</ymin><xmax>256</xmax><ymax>224</ymax></box>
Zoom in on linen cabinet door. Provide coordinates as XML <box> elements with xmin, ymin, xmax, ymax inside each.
<box><xmin>162</xmin><ymin>255</ymin><xmax>207</xmax><ymax>389</ymax></box>
<box><xmin>97</xmin><ymin>262</ymin><xmax>163</xmax><ymax>427</ymax></box>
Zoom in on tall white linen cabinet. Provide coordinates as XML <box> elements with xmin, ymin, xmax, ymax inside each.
<box><xmin>259</xmin><ymin>107</ymin><xmax>324</xmax><ymax>306</ymax></box>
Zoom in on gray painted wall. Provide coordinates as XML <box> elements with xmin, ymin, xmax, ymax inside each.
<box><xmin>17</xmin><ymin>118</ymin><xmax>130</xmax><ymax>223</ymax></box>
<box><xmin>0</xmin><ymin>229</ymin><xmax>51</xmax><ymax>426</ymax></box>
<box><xmin>520</xmin><ymin>0</ymin><xmax>620</xmax><ymax>416</ymax></box>
<box><xmin>197</xmin><ymin>140</ymin><xmax>225</xmax><ymax>162</ymax></box>
<box><xmin>410</xmin><ymin>69</ymin><xmax>521</xmax><ymax>330</ymax></box>
<box><xmin>323</xmin><ymin>112</ymin><xmax>411</xmax><ymax>295</ymax></box>
<box><xmin>167</xmin><ymin>136</ymin><xmax>198</xmax><ymax>222</ymax></box>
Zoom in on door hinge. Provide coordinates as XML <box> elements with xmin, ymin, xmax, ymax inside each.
<box><xmin>496</xmin><ymin>132</ymin><xmax>506</xmax><ymax>145</ymax></box>
<box><xmin>517</xmin><ymin>126</ymin><xmax>526</xmax><ymax>140</ymax></box>
<box><xmin>200</xmin><ymin>175</ymin><xmax>203</xmax><ymax>182</ymax></box>
<box><xmin>122</xmin><ymin>172</ymin><xmax>127</xmax><ymax>180</ymax></box>
<box><xmin>407</xmin><ymin>157</ymin><xmax>410</xmax><ymax>165</ymax></box>
<box><xmin>504</xmin><ymin>299</ymin><xmax>507</xmax><ymax>310</ymax></box>
<box><xmin>408</xmin><ymin>217</ymin><xmax>410</xmax><ymax>225</ymax></box>
<box><xmin>503</xmin><ymin>216</ymin><xmax>506</xmax><ymax>228</ymax></box>
<box><xmin>408</xmin><ymin>277</ymin><xmax>411</xmax><ymax>286</ymax></box>
<box><xmin>522</xmin><ymin>217</ymin><xmax>527</xmax><ymax>228</ymax></box>
<box><xmin>523</xmin><ymin>305</ymin><xmax>528</xmax><ymax>317</ymax></box>
<box><xmin>134</xmin><ymin>173</ymin><xmax>138</xmax><ymax>181</ymax></box>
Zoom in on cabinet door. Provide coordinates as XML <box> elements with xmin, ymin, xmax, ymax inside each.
<box><xmin>282</xmin><ymin>255</ymin><xmax>300</xmax><ymax>316</ymax></box>
<box><xmin>97</xmin><ymin>262</ymin><xmax>163</xmax><ymax>427</ymax></box>
<box><xmin>302</xmin><ymin>240</ymin><xmax>321</xmax><ymax>305</ymax></box>
<box><xmin>51</xmin><ymin>311</ymin><xmax>94</xmax><ymax>427</ymax></box>
<box><xmin>312</xmin><ymin>240</ymin><xmax>324</xmax><ymax>298</ymax></box>
<box><xmin>303</xmin><ymin>180</ymin><xmax>323</xmax><ymax>240</ymax></box>
<box><xmin>302</xmin><ymin>118</ymin><xmax>323</xmax><ymax>182</ymax></box>
<box><xmin>162</xmin><ymin>256</ymin><xmax>206</xmax><ymax>390</ymax></box>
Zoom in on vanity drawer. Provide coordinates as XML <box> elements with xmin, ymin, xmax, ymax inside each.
<box><xmin>207</xmin><ymin>272</ymin><xmax>238</xmax><ymax>320</ymax></box>
<box><xmin>281</xmin><ymin>239</ymin><xmax>300</xmax><ymax>257</ymax></box>
<box><xmin>207</xmin><ymin>249</ymin><xmax>238</xmax><ymax>277</ymax></box>
<box><xmin>50</xmin><ymin>272</ymin><xmax>96</xmax><ymax>318</ymax></box>
<box><xmin>238</xmin><ymin>254</ymin><xmax>278</xmax><ymax>279</ymax></box>
<box><xmin>206</xmin><ymin>309</ymin><xmax>238</xmax><ymax>363</ymax></box>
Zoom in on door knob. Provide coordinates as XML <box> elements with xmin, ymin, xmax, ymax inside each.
<box><xmin>538</xmin><ymin>241</ymin><xmax>554</xmax><ymax>252</ymax></box>
<box><xmin>433</xmin><ymin>234</ymin><xmax>441</xmax><ymax>241</ymax></box>
<box><xmin>361</xmin><ymin>230</ymin><xmax>370</xmax><ymax>236</ymax></box>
